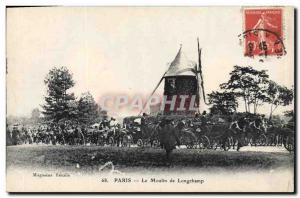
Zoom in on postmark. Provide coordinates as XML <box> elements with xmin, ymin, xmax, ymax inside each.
<box><xmin>240</xmin><ymin>8</ymin><xmax>286</xmax><ymax>58</ymax></box>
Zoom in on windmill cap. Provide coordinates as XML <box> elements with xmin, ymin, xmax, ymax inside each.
<box><xmin>164</xmin><ymin>45</ymin><xmax>197</xmax><ymax>77</ymax></box>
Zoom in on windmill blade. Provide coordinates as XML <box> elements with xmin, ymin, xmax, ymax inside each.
<box><xmin>198</xmin><ymin>63</ymin><xmax>209</xmax><ymax>105</ymax></box>
<box><xmin>138</xmin><ymin>71</ymin><xmax>167</xmax><ymax>115</ymax></box>
<box><xmin>195</xmin><ymin>66</ymin><xmax>201</xmax><ymax>113</ymax></box>
<box><xmin>196</xmin><ymin>38</ymin><xmax>201</xmax><ymax>112</ymax></box>
<box><xmin>197</xmin><ymin>38</ymin><xmax>209</xmax><ymax>105</ymax></box>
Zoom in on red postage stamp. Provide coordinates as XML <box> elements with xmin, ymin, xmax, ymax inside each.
<box><xmin>243</xmin><ymin>8</ymin><xmax>286</xmax><ymax>57</ymax></box>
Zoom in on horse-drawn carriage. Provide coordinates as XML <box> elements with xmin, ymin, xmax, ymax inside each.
<box><xmin>177</xmin><ymin>118</ymin><xmax>233</xmax><ymax>151</ymax></box>
<box><xmin>131</xmin><ymin>113</ymin><xmax>295</xmax><ymax>152</ymax></box>
<box><xmin>197</xmin><ymin>122</ymin><xmax>233</xmax><ymax>150</ymax></box>
<box><xmin>122</xmin><ymin>114</ymin><xmax>235</xmax><ymax>150</ymax></box>
<box><xmin>123</xmin><ymin>116</ymin><xmax>159</xmax><ymax>147</ymax></box>
<box><xmin>9</xmin><ymin>112</ymin><xmax>294</xmax><ymax>153</ymax></box>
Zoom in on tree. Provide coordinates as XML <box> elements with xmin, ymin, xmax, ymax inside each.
<box><xmin>42</xmin><ymin>67</ymin><xmax>77</xmax><ymax>123</ymax></box>
<box><xmin>77</xmin><ymin>92</ymin><xmax>99</xmax><ymax>125</ymax></box>
<box><xmin>30</xmin><ymin>108</ymin><xmax>41</xmax><ymax>124</ymax></box>
<box><xmin>220</xmin><ymin>66</ymin><xmax>269</xmax><ymax>113</ymax></box>
<box><xmin>31</xmin><ymin>108</ymin><xmax>40</xmax><ymax>120</ymax></box>
<box><xmin>284</xmin><ymin>110</ymin><xmax>294</xmax><ymax>118</ymax></box>
<box><xmin>266</xmin><ymin>81</ymin><xmax>293</xmax><ymax>119</ymax></box>
<box><xmin>95</xmin><ymin>107</ymin><xmax>107</xmax><ymax>122</ymax></box>
<box><xmin>208</xmin><ymin>91</ymin><xmax>238</xmax><ymax>115</ymax></box>
<box><xmin>284</xmin><ymin>110</ymin><xmax>294</xmax><ymax>129</ymax></box>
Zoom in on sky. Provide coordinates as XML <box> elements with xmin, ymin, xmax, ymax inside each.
<box><xmin>6</xmin><ymin>7</ymin><xmax>294</xmax><ymax>118</ymax></box>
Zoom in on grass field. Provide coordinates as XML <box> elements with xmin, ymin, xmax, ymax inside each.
<box><xmin>6</xmin><ymin>145</ymin><xmax>294</xmax><ymax>173</ymax></box>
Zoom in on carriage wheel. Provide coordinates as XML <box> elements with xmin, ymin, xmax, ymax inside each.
<box><xmin>108</xmin><ymin>137</ymin><xmax>114</xmax><ymax>146</ymax></box>
<box><xmin>152</xmin><ymin>139</ymin><xmax>159</xmax><ymax>148</ymax></box>
<box><xmin>137</xmin><ymin>139</ymin><xmax>143</xmax><ymax>147</ymax></box>
<box><xmin>198</xmin><ymin>136</ymin><xmax>210</xmax><ymax>149</ymax></box>
<box><xmin>180</xmin><ymin>136</ymin><xmax>196</xmax><ymax>149</ymax></box>
<box><xmin>258</xmin><ymin>134</ymin><xmax>267</xmax><ymax>146</ymax></box>
<box><xmin>284</xmin><ymin>136</ymin><xmax>294</xmax><ymax>152</ymax></box>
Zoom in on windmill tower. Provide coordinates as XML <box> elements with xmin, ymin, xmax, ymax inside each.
<box><xmin>163</xmin><ymin>45</ymin><xmax>199</xmax><ymax>115</ymax></box>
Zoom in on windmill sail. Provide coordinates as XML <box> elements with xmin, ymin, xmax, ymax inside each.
<box><xmin>197</xmin><ymin>38</ymin><xmax>209</xmax><ymax>106</ymax></box>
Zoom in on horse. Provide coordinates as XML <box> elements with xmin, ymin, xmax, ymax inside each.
<box><xmin>228</xmin><ymin>117</ymin><xmax>249</xmax><ymax>151</ymax></box>
<box><xmin>246</xmin><ymin>119</ymin><xmax>267</xmax><ymax>146</ymax></box>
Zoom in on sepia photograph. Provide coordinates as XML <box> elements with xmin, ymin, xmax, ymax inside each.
<box><xmin>5</xmin><ymin>6</ymin><xmax>295</xmax><ymax>192</ymax></box>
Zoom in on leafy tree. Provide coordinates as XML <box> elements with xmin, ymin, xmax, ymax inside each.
<box><xmin>42</xmin><ymin>67</ymin><xmax>77</xmax><ymax>123</ymax></box>
<box><xmin>284</xmin><ymin>110</ymin><xmax>294</xmax><ymax>129</ymax></box>
<box><xmin>95</xmin><ymin>108</ymin><xmax>108</xmax><ymax>122</ymax></box>
<box><xmin>208</xmin><ymin>91</ymin><xmax>238</xmax><ymax>115</ymax></box>
<box><xmin>266</xmin><ymin>81</ymin><xmax>294</xmax><ymax>119</ymax></box>
<box><xmin>30</xmin><ymin>108</ymin><xmax>41</xmax><ymax>124</ymax></box>
<box><xmin>31</xmin><ymin>108</ymin><xmax>41</xmax><ymax>120</ymax></box>
<box><xmin>284</xmin><ymin>110</ymin><xmax>294</xmax><ymax>118</ymax></box>
<box><xmin>77</xmin><ymin>92</ymin><xmax>99</xmax><ymax>125</ymax></box>
<box><xmin>220</xmin><ymin>66</ymin><xmax>269</xmax><ymax>113</ymax></box>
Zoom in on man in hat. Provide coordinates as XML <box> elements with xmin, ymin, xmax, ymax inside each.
<box><xmin>158</xmin><ymin>117</ymin><xmax>180</xmax><ymax>158</ymax></box>
<box><xmin>6</xmin><ymin>124</ymin><xmax>12</xmax><ymax>146</ymax></box>
<box><xmin>140</xmin><ymin>113</ymin><xmax>148</xmax><ymax>138</ymax></box>
<box><xmin>12</xmin><ymin>125</ymin><xmax>20</xmax><ymax>145</ymax></box>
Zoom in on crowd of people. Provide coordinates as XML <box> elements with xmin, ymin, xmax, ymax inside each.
<box><xmin>6</xmin><ymin>112</ymin><xmax>294</xmax><ymax>152</ymax></box>
<box><xmin>6</xmin><ymin>117</ymin><xmax>125</xmax><ymax>146</ymax></box>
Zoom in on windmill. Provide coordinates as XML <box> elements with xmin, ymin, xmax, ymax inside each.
<box><xmin>140</xmin><ymin>38</ymin><xmax>207</xmax><ymax>116</ymax></box>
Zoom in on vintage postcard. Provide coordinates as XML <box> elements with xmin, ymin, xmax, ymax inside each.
<box><xmin>6</xmin><ymin>6</ymin><xmax>295</xmax><ymax>192</ymax></box>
